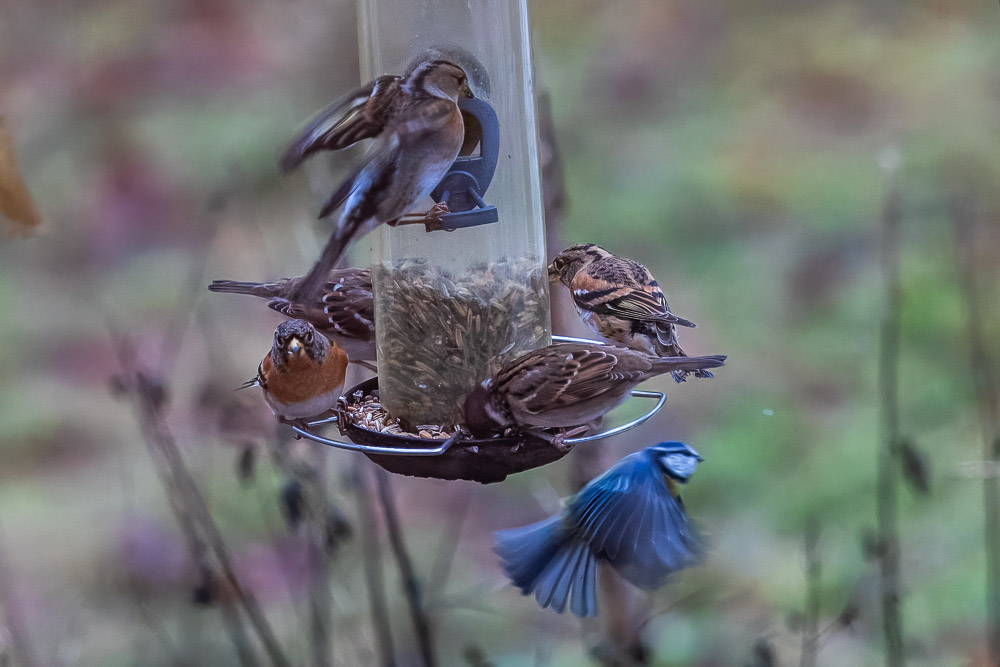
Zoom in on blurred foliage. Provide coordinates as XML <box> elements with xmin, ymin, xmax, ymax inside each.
<box><xmin>1</xmin><ymin>0</ymin><xmax>999</xmax><ymax>665</ymax></box>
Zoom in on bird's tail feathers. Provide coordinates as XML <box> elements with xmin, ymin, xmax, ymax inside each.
<box><xmin>207</xmin><ymin>280</ymin><xmax>280</xmax><ymax>299</ymax></box>
<box><xmin>650</xmin><ymin>354</ymin><xmax>726</xmax><ymax>380</ymax></box>
<box><xmin>495</xmin><ymin>516</ymin><xmax>598</xmax><ymax>617</ymax></box>
<box><xmin>292</xmin><ymin>232</ymin><xmax>351</xmax><ymax>305</ymax></box>
<box><xmin>654</xmin><ymin>312</ymin><xmax>696</xmax><ymax>329</ymax></box>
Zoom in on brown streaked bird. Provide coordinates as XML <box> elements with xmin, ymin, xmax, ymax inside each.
<box><xmin>463</xmin><ymin>342</ymin><xmax>726</xmax><ymax>447</ymax></box>
<box><xmin>251</xmin><ymin>319</ymin><xmax>349</xmax><ymax>423</ymax></box>
<box><xmin>549</xmin><ymin>244</ymin><xmax>706</xmax><ymax>382</ymax></box>
<box><xmin>280</xmin><ymin>59</ymin><xmax>474</xmax><ymax>303</ymax></box>
<box><xmin>209</xmin><ymin>268</ymin><xmax>375</xmax><ymax>362</ymax></box>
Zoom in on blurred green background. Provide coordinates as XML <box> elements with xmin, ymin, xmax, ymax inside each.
<box><xmin>1</xmin><ymin>0</ymin><xmax>999</xmax><ymax>664</ymax></box>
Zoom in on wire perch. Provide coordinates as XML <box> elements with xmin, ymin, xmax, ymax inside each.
<box><xmin>290</xmin><ymin>336</ymin><xmax>667</xmax><ymax>483</ymax></box>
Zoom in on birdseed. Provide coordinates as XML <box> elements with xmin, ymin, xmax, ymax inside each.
<box><xmin>373</xmin><ymin>256</ymin><xmax>550</xmax><ymax>425</ymax></box>
<box><xmin>342</xmin><ymin>391</ymin><xmax>457</xmax><ymax>439</ymax></box>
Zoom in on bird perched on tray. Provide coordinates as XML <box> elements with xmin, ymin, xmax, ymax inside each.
<box><xmin>249</xmin><ymin>319</ymin><xmax>349</xmax><ymax>423</ymax></box>
<box><xmin>548</xmin><ymin>244</ymin><xmax>708</xmax><ymax>382</ymax></box>
<box><xmin>463</xmin><ymin>342</ymin><xmax>725</xmax><ymax>446</ymax></box>
<box><xmin>209</xmin><ymin>268</ymin><xmax>375</xmax><ymax>363</ymax></box>
<box><xmin>280</xmin><ymin>59</ymin><xmax>474</xmax><ymax>303</ymax></box>
<box><xmin>495</xmin><ymin>441</ymin><xmax>703</xmax><ymax>617</ymax></box>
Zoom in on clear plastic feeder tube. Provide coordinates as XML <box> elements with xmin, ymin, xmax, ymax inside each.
<box><xmin>360</xmin><ymin>0</ymin><xmax>550</xmax><ymax>425</ymax></box>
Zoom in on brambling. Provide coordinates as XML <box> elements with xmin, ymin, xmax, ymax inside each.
<box><xmin>280</xmin><ymin>59</ymin><xmax>474</xmax><ymax>303</ymax></box>
<box><xmin>495</xmin><ymin>442</ymin><xmax>703</xmax><ymax>616</ymax></box>
<box><xmin>251</xmin><ymin>319</ymin><xmax>349</xmax><ymax>423</ymax></box>
<box><xmin>548</xmin><ymin>244</ymin><xmax>707</xmax><ymax>382</ymax></box>
<box><xmin>463</xmin><ymin>342</ymin><xmax>725</xmax><ymax>446</ymax></box>
<box><xmin>209</xmin><ymin>268</ymin><xmax>375</xmax><ymax>362</ymax></box>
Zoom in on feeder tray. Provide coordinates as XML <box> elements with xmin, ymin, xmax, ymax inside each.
<box><xmin>291</xmin><ymin>342</ymin><xmax>668</xmax><ymax>484</ymax></box>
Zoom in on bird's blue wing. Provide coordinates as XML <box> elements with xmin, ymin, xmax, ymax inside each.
<box><xmin>569</xmin><ymin>454</ymin><xmax>701</xmax><ymax>590</ymax></box>
<box><xmin>494</xmin><ymin>516</ymin><xmax>599</xmax><ymax>617</ymax></box>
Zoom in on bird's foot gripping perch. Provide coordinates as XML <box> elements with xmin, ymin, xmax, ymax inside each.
<box><xmin>391</xmin><ymin>201</ymin><xmax>453</xmax><ymax>232</ymax></box>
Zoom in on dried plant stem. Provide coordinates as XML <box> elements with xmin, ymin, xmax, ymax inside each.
<box><xmin>352</xmin><ymin>458</ymin><xmax>397</xmax><ymax>667</ymax></box>
<box><xmin>294</xmin><ymin>448</ymin><xmax>333</xmax><ymax>667</ymax></box>
<box><xmin>0</xmin><ymin>530</ymin><xmax>38</xmax><ymax>667</ymax></box>
<box><xmin>876</xmin><ymin>168</ymin><xmax>905</xmax><ymax>667</ymax></box>
<box><xmin>950</xmin><ymin>197</ymin><xmax>1000</xmax><ymax>664</ymax></box>
<box><xmin>801</xmin><ymin>519</ymin><xmax>821</xmax><ymax>667</ymax></box>
<box><xmin>375</xmin><ymin>468</ymin><xmax>436</xmax><ymax>667</ymax></box>
<box><xmin>112</xmin><ymin>338</ymin><xmax>290</xmax><ymax>667</ymax></box>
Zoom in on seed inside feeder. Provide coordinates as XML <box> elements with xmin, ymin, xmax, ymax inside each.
<box><xmin>373</xmin><ymin>256</ymin><xmax>550</xmax><ymax>425</ymax></box>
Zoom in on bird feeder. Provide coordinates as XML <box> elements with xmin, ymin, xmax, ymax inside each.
<box><xmin>362</xmin><ymin>0</ymin><xmax>552</xmax><ymax>426</ymax></box>
<box><xmin>292</xmin><ymin>0</ymin><xmax>670</xmax><ymax>483</ymax></box>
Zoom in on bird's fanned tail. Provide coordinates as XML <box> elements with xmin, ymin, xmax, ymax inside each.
<box><xmin>494</xmin><ymin>516</ymin><xmax>599</xmax><ymax>617</ymax></box>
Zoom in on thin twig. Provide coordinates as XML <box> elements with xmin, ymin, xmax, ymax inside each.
<box><xmin>801</xmin><ymin>519</ymin><xmax>821</xmax><ymax>667</ymax></box>
<box><xmin>426</xmin><ymin>487</ymin><xmax>471</xmax><ymax>600</ymax></box>
<box><xmin>0</xmin><ymin>528</ymin><xmax>38</xmax><ymax>667</ymax></box>
<box><xmin>950</xmin><ymin>195</ymin><xmax>1000</xmax><ymax>664</ymax></box>
<box><xmin>374</xmin><ymin>468</ymin><xmax>435</xmax><ymax>667</ymax></box>
<box><xmin>352</xmin><ymin>459</ymin><xmax>396</xmax><ymax>667</ymax></box>
<box><xmin>875</xmin><ymin>153</ymin><xmax>905</xmax><ymax>667</ymax></box>
<box><xmin>110</xmin><ymin>331</ymin><xmax>290</xmax><ymax>667</ymax></box>
<box><xmin>297</xmin><ymin>447</ymin><xmax>333</xmax><ymax>667</ymax></box>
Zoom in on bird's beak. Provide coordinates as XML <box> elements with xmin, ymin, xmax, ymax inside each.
<box><xmin>460</xmin><ymin>83</ymin><xmax>474</xmax><ymax>99</ymax></box>
<box><xmin>546</xmin><ymin>262</ymin><xmax>560</xmax><ymax>283</ymax></box>
<box><xmin>287</xmin><ymin>337</ymin><xmax>303</xmax><ymax>355</ymax></box>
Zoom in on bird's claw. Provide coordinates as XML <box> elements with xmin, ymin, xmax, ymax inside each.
<box><xmin>393</xmin><ymin>202</ymin><xmax>452</xmax><ymax>232</ymax></box>
<box><xmin>551</xmin><ymin>433</ymin><xmax>573</xmax><ymax>452</ymax></box>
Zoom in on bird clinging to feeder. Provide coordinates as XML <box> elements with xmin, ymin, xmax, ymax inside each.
<box><xmin>494</xmin><ymin>441</ymin><xmax>703</xmax><ymax>617</ymax></box>
<box><xmin>463</xmin><ymin>341</ymin><xmax>726</xmax><ymax>446</ymax></box>
<box><xmin>280</xmin><ymin>59</ymin><xmax>474</xmax><ymax>303</ymax></box>
<box><xmin>209</xmin><ymin>268</ymin><xmax>375</xmax><ymax>363</ymax></box>
<box><xmin>548</xmin><ymin>244</ymin><xmax>710</xmax><ymax>382</ymax></box>
<box><xmin>250</xmin><ymin>319</ymin><xmax>349</xmax><ymax>423</ymax></box>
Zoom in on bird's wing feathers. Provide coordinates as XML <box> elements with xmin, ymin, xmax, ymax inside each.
<box><xmin>267</xmin><ymin>270</ymin><xmax>374</xmax><ymax>341</ymax></box>
<box><xmin>570</xmin><ymin>457</ymin><xmax>700</xmax><ymax>588</ymax></box>
<box><xmin>499</xmin><ymin>347</ymin><xmax>641</xmax><ymax>416</ymax></box>
<box><xmin>280</xmin><ymin>75</ymin><xmax>400</xmax><ymax>172</ymax></box>
<box><xmin>572</xmin><ymin>268</ymin><xmax>695</xmax><ymax>328</ymax></box>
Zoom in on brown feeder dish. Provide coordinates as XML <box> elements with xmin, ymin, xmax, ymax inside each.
<box><xmin>291</xmin><ymin>337</ymin><xmax>668</xmax><ymax>484</ymax></box>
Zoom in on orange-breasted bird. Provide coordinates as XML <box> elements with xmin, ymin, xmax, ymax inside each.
<box><xmin>280</xmin><ymin>59</ymin><xmax>473</xmax><ymax>303</ymax></box>
<box><xmin>209</xmin><ymin>268</ymin><xmax>375</xmax><ymax>363</ymax></box>
<box><xmin>548</xmin><ymin>244</ymin><xmax>707</xmax><ymax>382</ymax></box>
<box><xmin>251</xmin><ymin>319</ymin><xmax>348</xmax><ymax>423</ymax></box>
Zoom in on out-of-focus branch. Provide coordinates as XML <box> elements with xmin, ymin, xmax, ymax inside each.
<box><xmin>352</xmin><ymin>458</ymin><xmax>397</xmax><ymax>667</ymax></box>
<box><xmin>538</xmin><ymin>88</ymin><xmax>645</xmax><ymax>665</ymax></box>
<box><xmin>950</xmin><ymin>195</ymin><xmax>1000</xmax><ymax>664</ymax></box>
<box><xmin>284</xmin><ymin>444</ymin><xmax>334</xmax><ymax>667</ymax></box>
<box><xmin>800</xmin><ymin>519</ymin><xmax>821</xmax><ymax>667</ymax></box>
<box><xmin>0</xmin><ymin>529</ymin><xmax>38</xmax><ymax>667</ymax></box>
<box><xmin>375</xmin><ymin>468</ymin><xmax>435</xmax><ymax>667</ymax></box>
<box><xmin>875</xmin><ymin>152</ymin><xmax>905</xmax><ymax>667</ymax></box>
<box><xmin>110</xmin><ymin>333</ymin><xmax>290</xmax><ymax>667</ymax></box>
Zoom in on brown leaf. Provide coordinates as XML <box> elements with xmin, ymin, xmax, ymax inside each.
<box><xmin>0</xmin><ymin>114</ymin><xmax>42</xmax><ymax>239</ymax></box>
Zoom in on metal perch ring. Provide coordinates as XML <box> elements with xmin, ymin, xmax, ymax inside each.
<box><xmin>288</xmin><ymin>334</ymin><xmax>668</xmax><ymax>482</ymax></box>
<box><xmin>291</xmin><ymin>388</ymin><xmax>666</xmax><ymax>456</ymax></box>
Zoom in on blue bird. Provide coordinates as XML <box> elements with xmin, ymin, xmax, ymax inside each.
<box><xmin>494</xmin><ymin>442</ymin><xmax>703</xmax><ymax>617</ymax></box>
